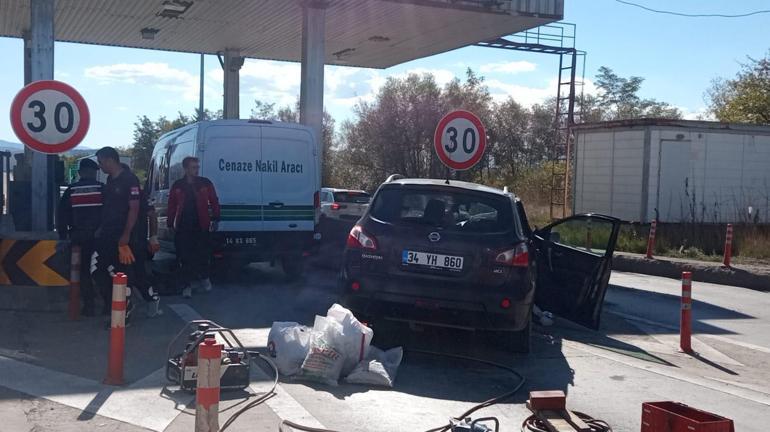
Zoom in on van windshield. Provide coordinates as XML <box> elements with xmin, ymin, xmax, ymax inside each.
<box><xmin>369</xmin><ymin>187</ymin><xmax>513</xmax><ymax>233</ymax></box>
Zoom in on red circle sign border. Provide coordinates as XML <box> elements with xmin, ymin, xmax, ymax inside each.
<box><xmin>433</xmin><ymin>109</ymin><xmax>487</xmax><ymax>171</ymax></box>
<box><xmin>9</xmin><ymin>80</ymin><xmax>90</xmax><ymax>154</ymax></box>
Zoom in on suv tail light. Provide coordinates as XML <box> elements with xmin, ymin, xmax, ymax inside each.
<box><xmin>331</xmin><ymin>202</ymin><xmax>341</xmax><ymax>210</ymax></box>
<box><xmin>495</xmin><ymin>242</ymin><xmax>529</xmax><ymax>267</ymax></box>
<box><xmin>347</xmin><ymin>225</ymin><xmax>378</xmax><ymax>250</ymax></box>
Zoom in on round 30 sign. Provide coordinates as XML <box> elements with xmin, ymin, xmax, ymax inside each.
<box><xmin>10</xmin><ymin>80</ymin><xmax>90</xmax><ymax>154</ymax></box>
<box><xmin>433</xmin><ymin>110</ymin><xmax>486</xmax><ymax>171</ymax></box>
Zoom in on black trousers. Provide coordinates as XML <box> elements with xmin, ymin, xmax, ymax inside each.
<box><xmin>92</xmin><ymin>235</ymin><xmax>155</xmax><ymax>311</ymax></box>
<box><xmin>174</xmin><ymin>230</ymin><xmax>211</xmax><ymax>287</ymax></box>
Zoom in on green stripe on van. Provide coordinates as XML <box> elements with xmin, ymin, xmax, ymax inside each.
<box><xmin>220</xmin><ymin>204</ymin><xmax>314</xmax><ymax>222</ymax></box>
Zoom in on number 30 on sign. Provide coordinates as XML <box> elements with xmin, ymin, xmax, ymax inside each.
<box><xmin>10</xmin><ymin>80</ymin><xmax>90</xmax><ymax>154</ymax></box>
<box><xmin>433</xmin><ymin>110</ymin><xmax>486</xmax><ymax>171</ymax></box>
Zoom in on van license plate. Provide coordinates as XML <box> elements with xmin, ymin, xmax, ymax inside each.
<box><xmin>226</xmin><ymin>237</ymin><xmax>258</xmax><ymax>246</ymax></box>
<box><xmin>402</xmin><ymin>250</ymin><xmax>463</xmax><ymax>270</ymax></box>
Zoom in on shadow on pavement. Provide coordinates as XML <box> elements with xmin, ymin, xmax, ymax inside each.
<box><xmin>605</xmin><ymin>284</ymin><xmax>752</xmax><ymax>336</ymax></box>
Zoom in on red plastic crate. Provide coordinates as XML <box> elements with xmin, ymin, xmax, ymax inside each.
<box><xmin>641</xmin><ymin>402</ymin><xmax>735</xmax><ymax>432</ymax></box>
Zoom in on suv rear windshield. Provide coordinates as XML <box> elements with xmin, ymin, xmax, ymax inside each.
<box><xmin>334</xmin><ymin>191</ymin><xmax>371</xmax><ymax>204</ymax></box>
<box><xmin>370</xmin><ymin>187</ymin><xmax>513</xmax><ymax>233</ymax></box>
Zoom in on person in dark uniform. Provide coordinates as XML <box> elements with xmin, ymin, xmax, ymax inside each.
<box><xmin>167</xmin><ymin>156</ymin><xmax>220</xmax><ymax>298</ymax></box>
<box><xmin>56</xmin><ymin>158</ymin><xmax>102</xmax><ymax>316</ymax></box>
<box><xmin>92</xmin><ymin>147</ymin><xmax>161</xmax><ymax>320</ymax></box>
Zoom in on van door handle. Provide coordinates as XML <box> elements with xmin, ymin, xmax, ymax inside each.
<box><xmin>268</xmin><ymin>201</ymin><xmax>284</xmax><ymax>208</ymax></box>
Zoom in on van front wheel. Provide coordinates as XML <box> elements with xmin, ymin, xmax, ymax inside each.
<box><xmin>281</xmin><ymin>255</ymin><xmax>305</xmax><ymax>281</ymax></box>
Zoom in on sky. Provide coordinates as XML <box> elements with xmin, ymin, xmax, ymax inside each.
<box><xmin>0</xmin><ymin>0</ymin><xmax>769</xmax><ymax>150</ymax></box>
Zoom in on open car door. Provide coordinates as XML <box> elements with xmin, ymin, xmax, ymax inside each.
<box><xmin>533</xmin><ymin>214</ymin><xmax>621</xmax><ymax>329</ymax></box>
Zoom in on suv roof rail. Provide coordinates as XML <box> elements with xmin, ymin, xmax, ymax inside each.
<box><xmin>385</xmin><ymin>174</ymin><xmax>405</xmax><ymax>183</ymax></box>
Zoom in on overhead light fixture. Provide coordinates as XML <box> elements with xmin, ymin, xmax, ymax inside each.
<box><xmin>158</xmin><ymin>0</ymin><xmax>193</xmax><ymax>18</ymax></box>
<box><xmin>333</xmin><ymin>48</ymin><xmax>356</xmax><ymax>61</ymax></box>
<box><xmin>141</xmin><ymin>27</ymin><xmax>160</xmax><ymax>40</ymax></box>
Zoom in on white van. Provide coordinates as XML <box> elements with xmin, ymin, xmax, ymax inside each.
<box><xmin>147</xmin><ymin>119</ymin><xmax>320</xmax><ymax>278</ymax></box>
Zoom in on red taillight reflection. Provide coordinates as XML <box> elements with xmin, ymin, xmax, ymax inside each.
<box><xmin>347</xmin><ymin>225</ymin><xmax>378</xmax><ymax>250</ymax></box>
<box><xmin>351</xmin><ymin>281</ymin><xmax>361</xmax><ymax>291</ymax></box>
<box><xmin>495</xmin><ymin>243</ymin><xmax>529</xmax><ymax>267</ymax></box>
<box><xmin>500</xmin><ymin>298</ymin><xmax>512</xmax><ymax>309</ymax></box>
<box><xmin>331</xmin><ymin>202</ymin><xmax>341</xmax><ymax>210</ymax></box>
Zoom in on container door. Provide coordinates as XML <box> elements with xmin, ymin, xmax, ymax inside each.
<box><xmin>200</xmin><ymin>125</ymin><xmax>263</xmax><ymax>232</ymax></box>
<box><xmin>260</xmin><ymin>126</ymin><xmax>316</xmax><ymax>231</ymax></box>
<box><xmin>658</xmin><ymin>140</ymin><xmax>691</xmax><ymax>221</ymax></box>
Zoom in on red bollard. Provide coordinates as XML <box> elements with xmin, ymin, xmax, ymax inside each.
<box><xmin>104</xmin><ymin>273</ymin><xmax>127</xmax><ymax>386</ymax></box>
<box><xmin>680</xmin><ymin>271</ymin><xmax>692</xmax><ymax>353</ymax></box>
<box><xmin>68</xmin><ymin>244</ymin><xmax>81</xmax><ymax>321</ymax></box>
<box><xmin>645</xmin><ymin>220</ymin><xmax>657</xmax><ymax>259</ymax></box>
<box><xmin>196</xmin><ymin>336</ymin><xmax>222</xmax><ymax>432</ymax></box>
<box><xmin>722</xmin><ymin>224</ymin><xmax>733</xmax><ymax>268</ymax></box>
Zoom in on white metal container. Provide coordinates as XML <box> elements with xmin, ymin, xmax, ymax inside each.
<box><xmin>572</xmin><ymin>119</ymin><xmax>770</xmax><ymax>223</ymax></box>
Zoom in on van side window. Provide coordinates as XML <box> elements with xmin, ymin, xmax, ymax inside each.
<box><xmin>157</xmin><ymin>146</ymin><xmax>170</xmax><ymax>190</ymax></box>
<box><xmin>169</xmin><ymin>140</ymin><xmax>195</xmax><ymax>184</ymax></box>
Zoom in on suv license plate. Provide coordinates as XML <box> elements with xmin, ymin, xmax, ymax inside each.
<box><xmin>402</xmin><ymin>250</ymin><xmax>463</xmax><ymax>270</ymax></box>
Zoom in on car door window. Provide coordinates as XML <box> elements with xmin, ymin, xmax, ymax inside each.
<box><xmin>549</xmin><ymin>217</ymin><xmax>615</xmax><ymax>256</ymax></box>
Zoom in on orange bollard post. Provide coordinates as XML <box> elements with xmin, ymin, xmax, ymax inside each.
<box><xmin>645</xmin><ymin>220</ymin><xmax>657</xmax><ymax>259</ymax></box>
<box><xmin>104</xmin><ymin>273</ymin><xmax>127</xmax><ymax>386</ymax></box>
<box><xmin>196</xmin><ymin>336</ymin><xmax>222</xmax><ymax>432</ymax></box>
<box><xmin>680</xmin><ymin>271</ymin><xmax>692</xmax><ymax>353</ymax></box>
<box><xmin>722</xmin><ymin>224</ymin><xmax>733</xmax><ymax>268</ymax></box>
<box><xmin>68</xmin><ymin>244</ymin><xmax>81</xmax><ymax>321</ymax></box>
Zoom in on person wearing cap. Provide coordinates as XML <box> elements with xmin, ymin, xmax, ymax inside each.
<box><xmin>56</xmin><ymin>158</ymin><xmax>103</xmax><ymax>316</ymax></box>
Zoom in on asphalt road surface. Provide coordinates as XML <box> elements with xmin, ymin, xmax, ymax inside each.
<box><xmin>1</xmin><ymin>264</ymin><xmax>768</xmax><ymax>432</ymax></box>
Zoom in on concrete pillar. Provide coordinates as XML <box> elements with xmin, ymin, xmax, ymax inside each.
<box><xmin>29</xmin><ymin>0</ymin><xmax>54</xmax><ymax>231</ymax></box>
<box><xmin>222</xmin><ymin>49</ymin><xmax>243</xmax><ymax>119</ymax></box>
<box><xmin>299</xmin><ymin>1</ymin><xmax>327</xmax><ymax>184</ymax></box>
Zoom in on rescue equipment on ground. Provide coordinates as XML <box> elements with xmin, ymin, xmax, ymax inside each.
<box><xmin>166</xmin><ymin>320</ymin><xmax>251</xmax><ymax>391</ymax></box>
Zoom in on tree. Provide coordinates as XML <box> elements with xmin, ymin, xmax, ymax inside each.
<box><xmin>250</xmin><ymin>100</ymin><xmax>277</xmax><ymax>120</ymax></box>
<box><xmin>590</xmin><ymin>66</ymin><xmax>681</xmax><ymax>121</ymax></box>
<box><xmin>488</xmin><ymin>97</ymin><xmax>528</xmax><ymax>180</ymax></box>
<box><xmin>129</xmin><ymin>111</ymin><xmax>198</xmax><ymax>180</ymax></box>
<box><xmin>706</xmin><ymin>53</ymin><xmax>770</xmax><ymax>124</ymax></box>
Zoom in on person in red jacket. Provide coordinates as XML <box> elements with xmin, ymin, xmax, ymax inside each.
<box><xmin>167</xmin><ymin>157</ymin><xmax>221</xmax><ymax>298</ymax></box>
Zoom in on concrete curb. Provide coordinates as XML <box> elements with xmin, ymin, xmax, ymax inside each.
<box><xmin>612</xmin><ymin>252</ymin><xmax>770</xmax><ymax>292</ymax></box>
<box><xmin>0</xmin><ymin>285</ymin><xmax>69</xmax><ymax>312</ymax></box>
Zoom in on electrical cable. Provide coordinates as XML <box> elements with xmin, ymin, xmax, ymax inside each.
<box><xmin>278</xmin><ymin>420</ymin><xmax>342</xmax><ymax>432</ymax></box>
<box><xmin>521</xmin><ymin>411</ymin><xmax>612</xmax><ymax>432</ymax></box>
<box><xmin>218</xmin><ymin>352</ymin><xmax>281</xmax><ymax>432</ymax></box>
<box><xmin>216</xmin><ymin>348</ymin><xmax>526</xmax><ymax>432</ymax></box>
<box><xmin>613</xmin><ymin>0</ymin><xmax>770</xmax><ymax>18</ymax></box>
<box><xmin>409</xmin><ymin>349</ymin><xmax>527</xmax><ymax>432</ymax></box>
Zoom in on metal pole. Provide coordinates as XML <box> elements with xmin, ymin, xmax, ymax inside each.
<box><xmin>29</xmin><ymin>0</ymin><xmax>55</xmax><ymax>231</ymax></box>
<box><xmin>300</xmin><ymin>1</ymin><xmax>327</xmax><ymax>186</ymax></box>
<box><xmin>199</xmin><ymin>53</ymin><xmax>204</xmax><ymax>120</ymax></box>
<box><xmin>222</xmin><ymin>49</ymin><xmax>242</xmax><ymax>119</ymax></box>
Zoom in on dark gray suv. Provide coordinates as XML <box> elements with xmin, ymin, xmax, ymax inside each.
<box><xmin>339</xmin><ymin>177</ymin><xmax>620</xmax><ymax>352</ymax></box>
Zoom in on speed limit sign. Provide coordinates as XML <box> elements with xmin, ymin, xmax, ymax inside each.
<box><xmin>10</xmin><ymin>80</ymin><xmax>90</xmax><ymax>154</ymax></box>
<box><xmin>434</xmin><ymin>110</ymin><xmax>486</xmax><ymax>171</ymax></box>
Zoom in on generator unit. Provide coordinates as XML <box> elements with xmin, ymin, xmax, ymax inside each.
<box><xmin>166</xmin><ymin>320</ymin><xmax>251</xmax><ymax>392</ymax></box>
